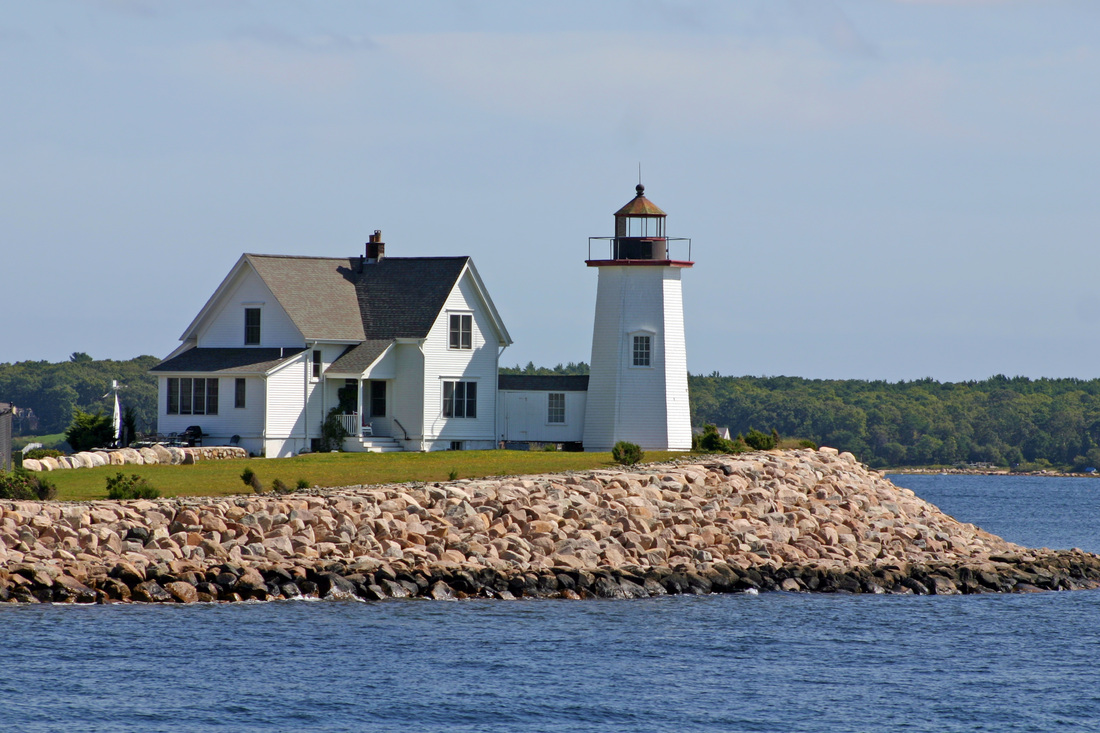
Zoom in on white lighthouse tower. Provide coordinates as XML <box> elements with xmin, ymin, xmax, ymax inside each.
<box><xmin>582</xmin><ymin>184</ymin><xmax>693</xmax><ymax>452</ymax></box>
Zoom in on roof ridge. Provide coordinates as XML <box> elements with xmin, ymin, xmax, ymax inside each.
<box><xmin>245</xmin><ymin>253</ymin><xmax>471</xmax><ymax>261</ymax></box>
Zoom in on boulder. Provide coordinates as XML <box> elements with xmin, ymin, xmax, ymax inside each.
<box><xmin>164</xmin><ymin>581</ymin><xmax>198</xmax><ymax>603</ymax></box>
<box><xmin>139</xmin><ymin>448</ymin><xmax>159</xmax><ymax>465</ymax></box>
<box><xmin>152</xmin><ymin>444</ymin><xmax>173</xmax><ymax>464</ymax></box>
<box><xmin>119</xmin><ymin>448</ymin><xmax>143</xmax><ymax>465</ymax></box>
<box><xmin>39</xmin><ymin>457</ymin><xmax>59</xmax><ymax>471</ymax></box>
<box><xmin>131</xmin><ymin>580</ymin><xmax>174</xmax><ymax>603</ymax></box>
<box><xmin>22</xmin><ymin>459</ymin><xmax>42</xmax><ymax>472</ymax></box>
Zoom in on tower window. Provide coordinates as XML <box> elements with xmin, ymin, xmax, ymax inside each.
<box><xmin>547</xmin><ymin>393</ymin><xmax>565</xmax><ymax>424</ymax></box>
<box><xmin>244</xmin><ymin>308</ymin><xmax>261</xmax><ymax>345</ymax></box>
<box><xmin>449</xmin><ymin>314</ymin><xmax>472</xmax><ymax>349</ymax></box>
<box><xmin>633</xmin><ymin>335</ymin><xmax>651</xmax><ymax>367</ymax></box>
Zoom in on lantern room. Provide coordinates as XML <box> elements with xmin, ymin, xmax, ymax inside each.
<box><xmin>587</xmin><ymin>184</ymin><xmax>692</xmax><ymax>265</ymax></box>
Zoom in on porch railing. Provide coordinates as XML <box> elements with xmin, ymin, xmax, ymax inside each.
<box><xmin>337</xmin><ymin>414</ymin><xmax>359</xmax><ymax>435</ymax></box>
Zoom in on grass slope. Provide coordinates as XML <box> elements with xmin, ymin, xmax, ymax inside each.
<box><xmin>44</xmin><ymin>450</ymin><xmax>682</xmax><ymax>502</ymax></box>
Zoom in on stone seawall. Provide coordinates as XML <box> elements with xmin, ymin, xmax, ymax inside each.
<box><xmin>3</xmin><ymin>447</ymin><xmax>1099</xmax><ymax>603</ymax></box>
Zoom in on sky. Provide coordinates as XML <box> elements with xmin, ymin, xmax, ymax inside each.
<box><xmin>2</xmin><ymin>0</ymin><xmax>1100</xmax><ymax>382</ymax></box>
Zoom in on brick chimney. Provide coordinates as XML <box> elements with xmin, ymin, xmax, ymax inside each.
<box><xmin>366</xmin><ymin>230</ymin><xmax>385</xmax><ymax>262</ymax></box>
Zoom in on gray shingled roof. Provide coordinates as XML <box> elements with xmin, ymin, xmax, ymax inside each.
<box><xmin>151</xmin><ymin>348</ymin><xmax>305</xmax><ymax>374</ymax></box>
<box><xmin>498</xmin><ymin>375</ymin><xmax>590</xmax><ymax>391</ymax></box>
<box><xmin>327</xmin><ymin>339</ymin><xmax>394</xmax><ymax>374</ymax></box>
<box><xmin>355</xmin><ymin>257</ymin><xmax>469</xmax><ymax>339</ymax></box>
<box><xmin>247</xmin><ymin>255</ymin><xmax>365</xmax><ymax>341</ymax></box>
<box><xmin>246</xmin><ymin>254</ymin><xmax>470</xmax><ymax>341</ymax></box>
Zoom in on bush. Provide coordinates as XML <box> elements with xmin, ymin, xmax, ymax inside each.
<box><xmin>23</xmin><ymin>448</ymin><xmax>64</xmax><ymax>460</ymax></box>
<box><xmin>695</xmin><ymin>424</ymin><xmax>734</xmax><ymax>453</ymax></box>
<box><xmin>798</xmin><ymin>439</ymin><xmax>818</xmax><ymax>449</ymax></box>
<box><xmin>448</xmin><ymin>468</ymin><xmax>459</xmax><ymax>481</ymax></box>
<box><xmin>611</xmin><ymin>441</ymin><xmax>644</xmax><ymax>465</ymax></box>
<box><xmin>296</xmin><ymin>478</ymin><xmax>310</xmax><ymax>490</ymax></box>
<box><xmin>743</xmin><ymin>428</ymin><xmax>777</xmax><ymax>451</ymax></box>
<box><xmin>0</xmin><ymin>469</ymin><xmax>57</xmax><ymax>500</ymax></box>
<box><xmin>65</xmin><ymin>409</ymin><xmax>117</xmax><ymax>452</ymax></box>
<box><xmin>319</xmin><ymin>408</ymin><xmax>348</xmax><ymax>452</ymax></box>
<box><xmin>105</xmin><ymin>472</ymin><xmax>160</xmax><ymax>500</ymax></box>
<box><xmin>240</xmin><ymin>466</ymin><xmax>263</xmax><ymax>494</ymax></box>
<box><xmin>271</xmin><ymin>478</ymin><xmax>292</xmax><ymax>495</ymax></box>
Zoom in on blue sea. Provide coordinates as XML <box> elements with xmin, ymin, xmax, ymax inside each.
<box><xmin>3</xmin><ymin>475</ymin><xmax>1100</xmax><ymax>733</ymax></box>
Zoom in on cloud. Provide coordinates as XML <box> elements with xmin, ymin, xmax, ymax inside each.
<box><xmin>387</xmin><ymin>31</ymin><xmax>954</xmax><ymax>136</ymax></box>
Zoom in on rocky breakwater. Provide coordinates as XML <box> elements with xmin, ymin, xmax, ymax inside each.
<box><xmin>2</xmin><ymin>447</ymin><xmax>1099</xmax><ymax>604</ymax></box>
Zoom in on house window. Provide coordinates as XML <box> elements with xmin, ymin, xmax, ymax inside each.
<box><xmin>370</xmin><ymin>380</ymin><xmax>386</xmax><ymax>417</ymax></box>
<box><xmin>548</xmin><ymin>393</ymin><xmax>565</xmax><ymax>423</ymax></box>
<box><xmin>442</xmin><ymin>380</ymin><xmax>477</xmax><ymax>418</ymax></box>
<box><xmin>633</xmin><ymin>335</ymin><xmax>651</xmax><ymax>367</ymax></box>
<box><xmin>449</xmin><ymin>314</ymin><xmax>472</xmax><ymax>349</ymax></box>
<box><xmin>450</xmin><ymin>441</ymin><xmax>463</xmax><ymax>451</ymax></box>
<box><xmin>312</xmin><ymin>350</ymin><xmax>322</xmax><ymax>379</ymax></box>
<box><xmin>234</xmin><ymin>378</ymin><xmax>246</xmax><ymax>408</ymax></box>
<box><xmin>167</xmin><ymin>378</ymin><xmax>219</xmax><ymax>415</ymax></box>
<box><xmin>244</xmin><ymin>308</ymin><xmax>261</xmax><ymax>345</ymax></box>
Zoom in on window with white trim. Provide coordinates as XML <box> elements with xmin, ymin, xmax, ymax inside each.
<box><xmin>632</xmin><ymin>335</ymin><xmax>651</xmax><ymax>367</ymax></box>
<box><xmin>312</xmin><ymin>350</ymin><xmax>322</xmax><ymax>380</ymax></box>
<box><xmin>244</xmin><ymin>308</ymin><xmax>261</xmax><ymax>345</ymax></box>
<box><xmin>449</xmin><ymin>314</ymin><xmax>472</xmax><ymax>349</ymax></box>
<box><xmin>547</xmin><ymin>392</ymin><xmax>565</xmax><ymax>423</ymax></box>
<box><xmin>442</xmin><ymin>380</ymin><xmax>477</xmax><ymax>418</ymax></box>
<box><xmin>167</xmin><ymin>378</ymin><xmax>219</xmax><ymax>415</ymax></box>
<box><xmin>234</xmin><ymin>378</ymin><xmax>246</xmax><ymax>408</ymax></box>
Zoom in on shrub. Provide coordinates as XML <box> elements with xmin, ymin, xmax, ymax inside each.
<box><xmin>695</xmin><ymin>424</ymin><xmax>736</xmax><ymax>454</ymax></box>
<box><xmin>23</xmin><ymin>448</ymin><xmax>64</xmax><ymax>460</ymax></box>
<box><xmin>105</xmin><ymin>472</ymin><xmax>160</xmax><ymax>500</ymax></box>
<box><xmin>65</xmin><ymin>409</ymin><xmax>116</xmax><ymax>452</ymax></box>
<box><xmin>612</xmin><ymin>441</ymin><xmax>644</xmax><ymax>465</ymax></box>
<box><xmin>319</xmin><ymin>407</ymin><xmax>348</xmax><ymax>452</ymax></box>
<box><xmin>0</xmin><ymin>469</ymin><xmax>57</xmax><ymax>500</ymax></box>
<box><xmin>296</xmin><ymin>478</ymin><xmax>310</xmax><ymax>490</ymax></box>
<box><xmin>542</xmin><ymin>443</ymin><xmax>558</xmax><ymax>452</ymax></box>
<box><xmin>271</xmin><ymin>478</ymin><xmax>291</xmax><ymax>495</ymax></box>
<box><xmin>240</xmin><ymin>466</ymin><xmax>263</xmax><ymax>494</ymax></box>
<box><xmin>448</xmin><ymin>468</ymin><xmax>459</xmax><ymax>481</ymax></box>
<box><xmin>798</xmin><ymin>439</ymin><xmax>818</xmax><ymax>449</ymax></box>
<box><xmin>743</xmin><ymin>428</ymin><xmax>777</xmax><ymax>451</ymax></box>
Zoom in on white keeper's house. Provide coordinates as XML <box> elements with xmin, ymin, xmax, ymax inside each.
<box><xmin>152</xmin><ymin>232</ymin><xmax>512</xmax><ymax>457</ymax></box>
<box><xmin>153</xmin><ymin>183</ymin><xmax>693</xmax><ymax>455</ymax></box>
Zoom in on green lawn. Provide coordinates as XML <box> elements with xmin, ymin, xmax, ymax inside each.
<box><xmin>43</xmin><ymin>450</ymin><xmax>684</xmax><ymax>501</ymax></box>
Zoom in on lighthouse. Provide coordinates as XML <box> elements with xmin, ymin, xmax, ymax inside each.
<box><xmin>582</xmin><ymin>184</ymin><xmax>693</xmax><ymax>452</ymax></box>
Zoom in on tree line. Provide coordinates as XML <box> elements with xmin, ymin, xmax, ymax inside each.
<box><xmin>8</xmin><ymin>356</ymin><xmax>1100</xmax><ymax>469</ymax></box>
<box><xmin>0</xmin><ymin>353</ymin><xmax>159</xmax><ymax>438</ymax></box>
<box><xmin>505</xmin><ymin>364</ymin><xmax>1100</xmax><ymax>470</ymax></box>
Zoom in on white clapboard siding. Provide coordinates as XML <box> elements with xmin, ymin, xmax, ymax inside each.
<box><xmin>662</xmin><ymin>271</ymin><xmax>692</xmax><ymax>450</ymax></box>
<box><xmin>197</xmin><ymin>267</ymin><xmax>303</xmax><ymax>348</ymax></box>
<box><xmin>265</xmin><ymin>356</ymin><xmax>307</xmax><ymax>457</ymax></box>
<box><xmin>420</xmin><ymin>270</ymin><xmax>500</xmax><ymax>446</ymax></box>
<box><xmin>498</xmin><ymin>390</ymin><xmax>586</xmax><ymax>443</ymax></box>
<box><xmin>392</xmin><ymin>342</ymin><xmax>425</xmax><ymax>444</ymax></box>
<box><xmin>156</xmin><ymin>375</ymin><xmax>265</xmax><ymax>443</ymax></box>
<box><xmin>583</xmin><ymin>265</ymin><xmax>689</xmax><ymax>452</ymax></box>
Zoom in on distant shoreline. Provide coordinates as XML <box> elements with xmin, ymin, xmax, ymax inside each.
<box><xmin>886</xmin><ymin>467</ymin><xmax>1099</xmax><ymax>478</ymax></box>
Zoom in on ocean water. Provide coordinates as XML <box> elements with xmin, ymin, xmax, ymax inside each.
<box><xmin>2</xmin><ymin>476</ymin><xmax>1099</xmax><ymax>733</ymax></box>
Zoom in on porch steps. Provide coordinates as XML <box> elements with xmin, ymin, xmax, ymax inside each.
<box><xmin>357</xmin><ymin>436</ymin><xmax>404</xmax><ymax>453</ymax></box>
